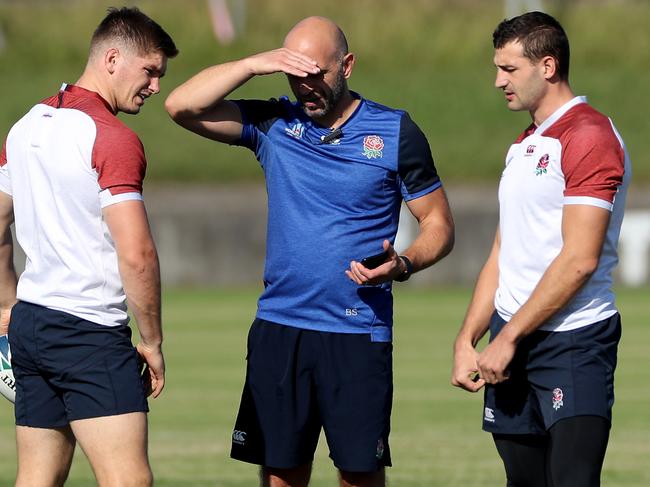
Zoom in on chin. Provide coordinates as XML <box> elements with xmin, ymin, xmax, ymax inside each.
<box><xmin>121</xmin><ymin>106</ymin><xmax>141</xmax><ymax>115</ymax></box>
<box><xmin>302</xmin><ymin>105</ymin><xmax>328</xmax><ymax>119</ymax></box>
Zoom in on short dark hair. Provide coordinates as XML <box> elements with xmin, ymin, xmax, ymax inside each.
<box><xmin>91</xmin><ymin>7</ymin><xmax>178</xmax><ymax>58</ymax></box>
<box><xmin>493</xmin><ymin>11</ymin><xmax>569</xmax><ymax>81</ymax></box>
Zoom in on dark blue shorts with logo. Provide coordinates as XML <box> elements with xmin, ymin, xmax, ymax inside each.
<box><xmin>483</xmin><ymin>311</ymin><xmax>621</xmax><ymax>435</ymax></box>
<box><xmin>9</xmin><ymin>301</ymin><xmax>148</xmax><ymax>428</ymax></box>
<box><xmin>230</xmin><ymin>318</ymin><xmax>393</xmax><ymax>472</ymax></box>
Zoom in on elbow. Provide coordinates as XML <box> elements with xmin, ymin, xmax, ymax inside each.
<box><xmin>164</xmin><ymin>95</ymin><xmax>183</xmax><ymax>121</ymax></box>
<box><xmin>119</xmin><ymin>244</ymin><xmax>159</xmax><ymax>275</ymax></box>
<box><xmin>570</xmin><ymin>256</ymin><xmax>599</xmax><ymax>283</ymax></box>
<box><xmin>439</xmin><ymin>222</ymin><xmax>456</xmax><ymax>260</ymax></box>
<box><xmin>445</xmin><ymin>224</ymin><xmax>456</xmax><ymax>256</ymax></box>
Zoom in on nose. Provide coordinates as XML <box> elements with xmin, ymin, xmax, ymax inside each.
<box><xmin>295</xmin><ymin>79</ymin><xmax>314</xmax><ymax>95</ymax></box>
<box><xmin>495</xmin><ymin>70</ymin><xmax>507</xmax><ymax>89</ymax></box>
<box><xmin>149</xmin><ymin>77</ymin><xmax>161</xmax><ymax>95</ymax></box>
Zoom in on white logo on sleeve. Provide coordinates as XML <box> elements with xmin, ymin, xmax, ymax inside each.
<box><xmin>484</xmin><ymin>407</ymin><xmax>495</xmax><ymax>423</ymax></box>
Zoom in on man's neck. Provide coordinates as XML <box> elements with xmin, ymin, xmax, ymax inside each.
<box><xmin>75</xmin><ymin>69</ymin><xmax>117</xmax><ymax>113</ymax></box>
<box><xmin>530</xmin><ymin>83</ymin><xmax>575</xmax><ymax>126</ymax></box>
<box><xmin>313</xmin><ymin>91</ymin><xmax>360</xmax><ymax>129</ymax></box>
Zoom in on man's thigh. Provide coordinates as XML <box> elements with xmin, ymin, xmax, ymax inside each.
<box><xmin>10</xmin><ymin>301</ymin><xmax>148</xmax><ymax>427</ymax></box>
<box><xmin>529</xmin><ymin>313</ymin><xmax>621</xmax><ymax>429</ymax></box>
<box><xmin>483</xmin><ymin>313</ymin><xmax>621</xmax><ymax>435</ymax></box>
<box><xmin>71</xmin><ymin>412</ymin><xmax>152</xmax><ymax>486</ymax></box>
<box><xmin>231</xmin><ymin>320</ymin><xmax>393</xmax><ymax>473</ymax></box>
<box><xmin>231</xmin><ymin>319</ymin><xmax>322</xmax><ymax>468</ymax></box>
<box><xmin>15</xmin><ymin>425</ymin><xmax>76</xmax><ymax>487</ymax></box>
<box><xmin>316</xmin><ymin>331</ymin><xmax>393</xmax><ymax>473</ymax></box>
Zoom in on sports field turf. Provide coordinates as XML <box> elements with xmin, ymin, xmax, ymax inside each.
<box><xmin>0</xmin><ymin>286</ymin><xmax>648</xmax><ymax>486</ymax></box>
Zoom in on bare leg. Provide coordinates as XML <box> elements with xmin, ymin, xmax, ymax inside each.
<box><xmin>262</xmin><ymin>463</ymin><xmax>312</xmax><ymax>487</ymax></box>
<box><xmin>339</xmin><ymin>468</ymin><xmax>385</xmax><ymax>487</ymax></box>
<box><xmin>70</xmin><ymin>412</ymin><xmax>152</xmax><ymax>487</ymax></box>
<box><xmin>15</xmin><ymin>425</ymin><xmax>76</xmax><ymax>487</ymax></box>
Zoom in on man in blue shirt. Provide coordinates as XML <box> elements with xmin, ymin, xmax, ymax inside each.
<box><xmin>166</xmin><ymin>16</ymin><xmax>454</xmax><ymax>487</ymax></box>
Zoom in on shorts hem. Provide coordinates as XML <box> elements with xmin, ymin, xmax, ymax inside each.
<box><xmin>333</xmin><ymin>461</ymin><xmax>392</xmax><ymax>472</ymax></box>
<box><xmin>68</xmin><ymin>407</ymin><xmax>149</xmax><ymax>423</ymax></box>
<box><xmin>483</xmin><ymin>411</ymin><xmax>612</xmax><ymax>435</ymax></box>
<box><xmin>16</xmin><ymin>419</ymin><xmax>70</xmax><ymax>429</ymax></box>
<box><xmin>18</xmin><ymin>407</ymin><xmax>149</xmax><ymax>428</ymax></box>
<box><xmin>230</xmin><ymin>451</ymin><xmax>314</xmax><ymax>469</ymax></box>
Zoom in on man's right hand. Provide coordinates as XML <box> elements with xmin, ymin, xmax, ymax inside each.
<box><xmin>244</xmin><ymin>48</ymin><xmax>320</xmax><ymax>78</ymax></box>
<box><xmin>451</xmin><ymin>341</ymin><xmax>485</xmax><ymax>393</ymax></box>
<box><xmin>136</xmin><ymin>342</ymin><xmax>165</xmax><ymax>399</ymax></box>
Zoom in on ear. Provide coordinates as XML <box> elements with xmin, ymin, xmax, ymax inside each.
<box><xmin>541</xmin><ymin>55</ymin><xmax>558</xmax><ymax>80</ymax></box>
<box><xmin>104</xmin><ymin>47</ymin><xmax>120</xmax><ymax>75</ymax></box>
<box><xmin>342</xmin><ymin>52</ymin><xmax>355</xmax><ymax>79</ymax></box>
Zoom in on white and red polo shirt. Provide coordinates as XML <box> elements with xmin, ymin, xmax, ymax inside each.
<box><xmin>495</xmin><ymin>96</ymin><xmax>631</xmax><ymax>332</ymax></box>
<box><xmin>0</xmin><ymin>84</ymin><xmax>147</xmax><ymax>327</ymax></box>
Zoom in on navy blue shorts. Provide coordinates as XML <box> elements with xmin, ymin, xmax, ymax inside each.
<box><xmin>483</xmin><ymin>312</ymin><xmax>621</xmax><ymax>435</ymax></box>
<box><xmin>9</xmin><ymin>301</ymin><xmax>148</xmax><ymax>428</ymax></box>
<box><xmin>231</xmin><ymin>318</ymin><xmax>393</xmax><ymax>472</ymax></box>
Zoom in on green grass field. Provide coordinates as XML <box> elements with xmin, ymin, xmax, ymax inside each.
<box><xmin>0</xmin><ymin>287</ymin><xmax>647</xmax><ymax>486</ymax></box>
<box><xmin>1</xmin><ymin>0</ymin><xmax>649</xmax><ymax>183</ymax></box>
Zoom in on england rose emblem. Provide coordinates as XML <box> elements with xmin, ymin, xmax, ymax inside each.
<box><xmin>535</xmin><ymin>154</ymin><xmax>550</xmax><ymax>176</ymax></box>
<box><xmin>552</xmin><ymin>387</ymin><xmax>564</xmax><ymax>410</ymax></box>
<box><xmin>362</xmin><ymin>135</ymin><xmax>384</xmax><ymax>159</ymax></box>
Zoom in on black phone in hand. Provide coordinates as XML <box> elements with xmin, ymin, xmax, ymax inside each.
<box><xmin>360</xmin><ymin>250</ymin><xmax>389</xmax><ymax>269</ymax></box>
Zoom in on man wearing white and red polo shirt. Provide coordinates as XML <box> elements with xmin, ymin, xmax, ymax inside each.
<box><xmin>0</xmin><ymin>7</ymin><xmax>177</xmax><ymax>486</ymax></box>
<box><xmin>452</xmin><ymin>11</ymin><xmax>630</xmax><ymax>487</ymax></box>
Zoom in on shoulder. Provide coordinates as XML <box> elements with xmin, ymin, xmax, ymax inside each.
<box><xmin>545</xmin><ymin>103</ymin><xmax>620</xmax><ymax>146</ymax></box>
<box><xmin>362</xmin><ymin>98</ymin><xmax>406</xmax><ymax>121</ymax></box>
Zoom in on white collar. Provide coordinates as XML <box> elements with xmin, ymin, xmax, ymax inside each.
<box><xmin>535</xmin><ymin>96</ymin><xmax>587</xmax><ymax>134</ymax></box>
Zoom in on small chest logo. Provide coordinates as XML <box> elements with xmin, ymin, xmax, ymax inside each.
<box><xmin>525</xmin><ymin>144</ymin><xmax>536</xmax><ymax>155</ymax></box>
<box><xmin>362</xmin><ymin>135</ymin><xmax>384</xmax><ymax>159</ymax></box>
<box><xmin>552</xmin><ymin>388</ymin><xmax>564</xmax><ymax>410</ymax></box>
<box><xmin>285</xmin><ymin>123</ymin><xmax>305</xmax><ymax>139</ymax></box>
<box><xmin>535</xmin><ymin>154</ymin><xmax>550</xmax><ymax>176</ymax></box>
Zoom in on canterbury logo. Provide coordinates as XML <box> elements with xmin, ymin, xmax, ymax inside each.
<box><xmin>232</xmin><ymin>430</ymin><xmax>247</xmax><ymax>445</ymax></box>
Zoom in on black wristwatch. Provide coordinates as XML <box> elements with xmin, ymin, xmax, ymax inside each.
<box><xmin>394</xmin><ymin>255</ymin><xmax>413</xmax><ymax>282</ymax></box>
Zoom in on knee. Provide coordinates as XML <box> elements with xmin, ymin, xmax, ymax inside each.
<box><xmin>99</xmin><ymin>468</ymin><xmax>153</xmax><ymax>487</ymax></box>
<box><xmin>339</xmin><ymin>468</ymin><xmax>385</xmax><ymax>487</ymax></box>
<box><xmin>126</xmin><ymin>469</ymin><xmax>154</xmax><ymax>487</ymax></box>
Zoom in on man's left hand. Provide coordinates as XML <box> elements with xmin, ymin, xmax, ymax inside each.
<box><xmin>345</xmin><ymin>240</ymin><xmax>406</xmax><ymax>286</ymax></box>
<box><xmin>476</xmin><ymin>331</ymin><xmax>516</xmax><ymax>384</ymax></box>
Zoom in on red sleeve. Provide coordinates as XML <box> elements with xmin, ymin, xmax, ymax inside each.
<box><xmin>561</xmin><ymin>122</ymin><xmax>624</xmax><ymax>204</ymax></box>
<box><xmin>92</xmin><ymin>124</ymin><xmax>146</xmax><ymax>195</ymax></box>
<box><xmin>1</xmin><ymin>138</ymin><xmax>7</xmax><ymax>167</ymax></box>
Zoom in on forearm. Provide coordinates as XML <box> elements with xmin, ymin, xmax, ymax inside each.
<box><xmin>401</xmin><ymin>188</ymin><xmax>454</xmax><ymax>274</ymax></box>
<box><xmin>402</xmin><ymin>218</ymin><xmax>454</xmax><ymax>274</ymax></box>
<box><xmin>0</xmin><ymin>234</ymin><xmax>17</xmax><ymax>309</ymax></box>
<box><xmin>165</xmin><ymin>58</ymin><xmax>254</xmax><ymax>119</ymax></box>
<box><xmin>119</xmin><ymin>248</ymin><xmax>162</xmax><ymax>347</ymax></box>
<box><xmin>455</xmin><ymin>257</ymin><xmax>498</xmax><ymax>349</ymax></box>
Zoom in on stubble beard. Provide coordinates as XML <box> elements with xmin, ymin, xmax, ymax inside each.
<box><xmin>301</xmin><ymin>70</ymin><xmax>346</xmax><ymax>119</ymax></box>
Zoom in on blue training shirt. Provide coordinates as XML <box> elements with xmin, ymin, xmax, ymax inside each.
<box><xmin>233</xmin><ymin>93</ymin><xmax>441</xmax><ymax>342</ymax></box>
